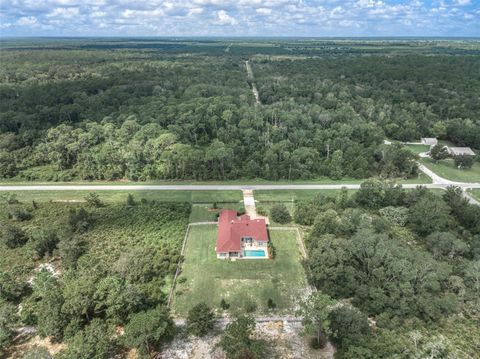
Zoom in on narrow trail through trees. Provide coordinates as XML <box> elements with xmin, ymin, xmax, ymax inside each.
<box><xmin>245</xmin><ymin>60</ymin><xmax>261</xmax><ymax>106</ymax></box>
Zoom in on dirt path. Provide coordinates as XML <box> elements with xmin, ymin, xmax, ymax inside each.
<box><xmin>245</xmin><ymin>60</ymin><xmax>261</xmax><ymax>105</ymax></box>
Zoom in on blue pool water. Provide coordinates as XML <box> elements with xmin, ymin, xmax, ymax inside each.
<box><xmin>244</xmin><ymin>249</ymin><xmax>266</xmax><ymax>257</ymax></box>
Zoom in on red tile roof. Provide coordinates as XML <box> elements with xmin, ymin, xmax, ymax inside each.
<box><xmin>216</xmin><ymin>210</ymin><xmax>268</xmax><ymax>253</ymax></box>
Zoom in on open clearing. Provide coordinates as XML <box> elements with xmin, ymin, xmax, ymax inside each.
<box><xmin>420</xmin><ymin>158</ymin><xmax>480</xmax><ymax>183</ymax></box>
<box><xmin>0</xmin><ymin>190</ymin><xmax>243</xmax><ymax>203</ymax></box>
<box><xmin>470</xmin><ymin>189</ymin><xmax>480</xmax><ymax>201</ymax></box>
<box><xmin>173</xmin><ymin>225</ymin><xmax>308</xmax><ymax>316</ymax></box>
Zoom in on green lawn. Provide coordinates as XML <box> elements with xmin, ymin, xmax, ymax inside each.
<box><xmin>254</xmin><ymin>189</ymin><xmax>344</xmax><ymax>202</ymax></box>
<box><xmin>0</xmin><ymin>190</ymin><xmax>243</xmax><ymax>204</ymax></box>
<box><xmin>469</xmin><ymin>189</ymin><xmax>480</xmax><ymax>201</ymax></box>
<box><xmin>420</xmin><ymin>158</ymin><xmax>480</xmax><ymax>183</ymax></box>
<box><xmin>189</xmin><ymin>202</ymin><xmax>243</xmax><ymax>223</ymax></box>
<box><xmin>405</xmin><ymin>144</ymin><xmax>430</xmax><ymax>154</ymax></box>
<box><xmin>173</xmin><ymin>225</ymin><xmax>308</xmax><ymax>316</ymax></box>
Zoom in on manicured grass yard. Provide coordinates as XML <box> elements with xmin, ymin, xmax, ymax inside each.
<box><xmin>405</xmin><ymin>144</ymin><xmax>430</xmax><ymax>154</ymax></box>
<box><xmin>420</xmin><ymin>158</ymin><xmax>480</xmax><ymax>183</ymax></box>
<box><xmin>189</xmin><ymin>202</ymin><xmax>243</xmax><ymax>223</ymax></box>
<box><xmin>173</xmin><ymin>225</ymin><xmax>308</xmax><ymax>316</ymax></box>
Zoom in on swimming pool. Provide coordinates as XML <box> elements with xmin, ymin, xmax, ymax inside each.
<box><xmin>244</xmin><ymin>249</ymin><xmax>266</xmax><ymax>257</ymax></box>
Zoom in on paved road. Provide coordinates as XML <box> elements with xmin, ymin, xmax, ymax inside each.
<box><xmin>1</xmin><ymin>183</ymin><xmax>479</xmax><ymax>191</ymax></box>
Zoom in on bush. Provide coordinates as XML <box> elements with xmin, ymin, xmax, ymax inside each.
<box><xmin>454</xmin><ymin>155</ymin><xmax>474</xmax><ymax>169</ymax></box>
<box><xmin>270</xmin><ymin>204</ymin><xmax>291</xmax><ymax>224</ymax></box>
<box><xmin>267</xmin><ymin>298</ymin><xmax>276</xmax><ymax>309</ymax></box>
<box><xmin>220</xmin><ymin>299</ymin><xmax>230</xmax><ymax>310</ymax></box>
<box><xmin>1</xmin><ymin>225</ymin><xmax>28</xmax><ymax>249</ymax></box>
<box><xmin>8</xmin><ymin>205</ymin><xmax>32</xmax><ymax>221</ymax></box>
<box><xmin>186</xmin><ymin>303</ymin><xmax>215</xmax><ymax>336</ymax></box>
<box><xmin>84</xmin><ymin>192</ymin><xmax>103</xmax><ymax>208</ymax></box>
<box><xmin>243</xmin><ymin>298</ymin><xmax>257</xmax><ymax>313</ymax></box>
<box><xmin>68</xmin><ymin>208</ymin><xmax>92</xmax><ymax>233</ymax></box>
<box><xmin>33</xmin><ymin>229</ymin><xmax>60</xmax><ymax>258</ymax></box>
<box><xmin>126</xmin><ymin>194</ymin><xmax>135</xmax><ymax>206</ymax></box>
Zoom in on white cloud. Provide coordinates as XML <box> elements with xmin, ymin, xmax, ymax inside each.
<box><xmin>47</xmin><ymin>7</ymin><xmax>80</xmax><ymax>19</ymax></box>
<box><xmin>16</xmin><ymin>16</ymin><xmax>39</xmax><ymax>26</ymax></box>
<box><xmin>256</xmin><ymin>8</ymin><xmax>272</xmax><ymax>15</ymax></box>
<box><xmin>215</xmin><ymin>9</ymin><xmax>238</xmax><ymax>25</ymax></box>
<box><xmin>455</xmin><ymin>0</ymin><xmax>471</xmax><ymax>5</ymax></box>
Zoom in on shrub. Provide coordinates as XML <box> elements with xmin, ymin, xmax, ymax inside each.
<box><xmin>126</xmin><ymin>194</ymin><xmax>135</xmax><ymax>206</ymax></box>
<box><xmin>454</xmin><ymin>155</ymin><xmax>474</xmax><ymax>169</ymax></box>
<box><xmin>267</xmin><ymin>298</ymin><xmax>276</xmax><ymax>310</ymax></box>
<box><xmin>270</xmin><ymin>204</ymin><xmax>291</xmax><ymax>224</ymax></box>
<box><xmin>1</xmin><ymin>225</ymin><xmax>28</xmax><ymax>249</ymax></box>
<box><xmin>187</xmin><ymin>303</ymin><xmax>215</xmax><ymax>336</ymax></box>
<box><xmin>8</xmin><ymin>206</ymin><xmax>32</xmax><ymax>221</ymax></box>
<box><xmin>84</xmin><ymin>192</ymin><xmax>103</xmax><ymax>207</ymax></box>
<box><xmin>220</xmin><ymin>299</ymin><xmax>230</xmax><ymax>310</ymax></box>
<box><xmin>33</xmin><ymin>229</ymin><xmax>59</xmax><ymax>258</ymax></box>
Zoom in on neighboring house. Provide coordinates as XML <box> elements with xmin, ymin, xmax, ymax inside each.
<box><xmin>447</xmin><ymin>147</ymin><xmax>476</xmax><ymax>156</ymax></box>
<box><xmin>216</xmin><ymin>209</ymin><xmax>269</xmax><ymax>259</ymax></box>
<box><xmin>421</xmin><ymin>138</ymin><xmax>438</xmax><ymax>147</ymax></box>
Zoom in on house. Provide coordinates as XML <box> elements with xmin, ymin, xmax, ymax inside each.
<box><xmin>216</xmin><ymin>210</ymin><xmax>269</xmax><ymax>259</ymax></box>
<box><xmin>447</xmin><ymin>147</ymin><xmax>476</xmax><ymax>156</ymax></box>
<box><xmin>421</xmin><ymin>138</ymin><xmax>438</xmax><ymax>147</ymax></box>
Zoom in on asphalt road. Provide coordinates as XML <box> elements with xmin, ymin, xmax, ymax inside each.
<box><xmin>0</xmin><ymin>162</ymin><xmax>479</xmax><ymax>203</ymax></box>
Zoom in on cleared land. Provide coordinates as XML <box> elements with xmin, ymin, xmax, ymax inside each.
<box><xmin>420</xmin><ymin>158</ymin><xmax>480</xmax><ymax>183</ymax></box>
<box><xmin>470</xmin><ymin>189</ymin><xmax>480</xmax><ymax>201</ymax></box>
<box><xmin>405</xmin><ymin>144</ymin><xmax>430</xmax><ymax>154</ymax></box>
<box><xmin>173</xmin><ymin>225</ymin><xmax>308</xmax><ymax>316</ymax></box>
<box><xmin>0</xmin><ymin>190</ymin><xmax>243</xmax><ymax>203</ymax></box>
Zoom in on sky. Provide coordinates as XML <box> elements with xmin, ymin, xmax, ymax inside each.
<box><xmin>0</xmin><ymin>0</ymin><xmax>479</xmax><ymax>37</ymax></box>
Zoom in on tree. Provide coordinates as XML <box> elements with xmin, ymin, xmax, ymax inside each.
<box><xmin>425</xmin><ymin>232</ymin><xmax>469</xmax><ymax>260</ymax></box>
<box><xmin>126</xmin><ymin>193</ymin><xmax>135</xmax><ymax>206</ymax></box>
<box><xmin>0</xmin><ymin>300</ymin><xmax>17</xmax><ymax>352</ymax></box>
<box><xmin>21</xmin><ymin>346</ymin><xmax>53</xmax><ymax>359</ymax></box>
<box><xmin>84</xmin><ymin>192</ymin><xmax>103</xmax><ymax>208</ymax></box>
<box><xmin>57</xmin><ymin>236</ymin><xmax>85</xmax><ymax>269</ymax></box>
<box><xmin>430</xmin><ymin>144</ymin><xmax>448</xmax><ymax>162</ymax></box>
<box><xmin>297</xmin><ymin>292</ymin><xmax>336</xmax><ymax>349</ymax></box>
<box><xmin>1</xmin><ymin>224</ymin><xmax>28</xmax><ymax>249</ymax></box>
<box><xmin>454</xmin><ymin>155</ymin><xmax>474</xmax><ymax>169</ymax></box>
<box><xmin>408</xmin><ymin>195</ymin><xmax>451</xmax><ymax>236</ymax></box>
<box><xmin>270</xmin><ymin>203</ymin><xmax>291</xmax><ymax>224</ymax></box>
<box><xmin>123</xmin><ymin>307</ymin><xmax>174</xmax><ymax>356</ymax></box>
<box><xmin>22</xmin><ymin>345</ymin><xmax>53</xmax><ymax>359</ymax></box>
<box><xmin>56</xmin><ymin>319</ymin><xmax>115</xmax><ymax>359</ymax></box>
<box><xmin>33</xmin><ymin>229</ymin><xmax>60</xmax><ymax>258</ymax></box>
<box><xmin>328</xmin><ymin>305</ymin><xmax>370</xmax><ymax>348</ymax></box>
<box><xmin>186</xmin><ymin>302</ymin><xmax>215</xmax><ymax>337</ymax></box>
<box><xmin>68</xmin><ymin>208</ymin><xmax>92</xmax><ymax>233</ymax></box>
<box><xmin>219</xmin><ymin>315</ymin><xmax>264</xmax><ymax>359</ymax></box>
<box><xmin>379</xmin><ymin>206</ymin><xmax>409</xmax><ymax>227</ymax></box>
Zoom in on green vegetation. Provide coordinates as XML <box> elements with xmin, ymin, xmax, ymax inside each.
<box><xmin>404</xmin><ymin>144</ymin><xmax>429</xmax><ymax>154</ymax></box>
<box><xmin>420</xmin><ymin>157</ymin><xmax>480</xmax><ymax>182</ymax></box>
<box><xmin>0</xmin><ymin>190</ymin><xmax>243</xmax><ymax>203</ymax></box>
<box><xmin>219</xmin><ymin>315</ymin><xmax>266</xmax><ymax>359</ymax></box>
<box><xmin>173</xmin><ymin>226</ymin><xmax>307</xmax><ymax>316</ymax></box>
<box><xmin>4</xmin><ymin>39</ymin><xmax>478</xmax><ymax>183</ymax></box>
<box><xmin>297</xmin><ymin>183</ymin><xmax>480</xmax><ymax>357</ymax></box>
<box><xmin>470</xmin><ymin>189</ymin><xmax>480</xmax><ymax>201</ymax></box>
<box><xmin>0</xmin><ymin>194</ymin><xmax>189</xmax><ymax>356</ymax></box>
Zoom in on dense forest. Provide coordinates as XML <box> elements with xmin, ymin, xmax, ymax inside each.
<box><xmin>1</xmin><ymin>39</ymin><xmax>479</xmax><ymax>181</ymax></box>
<box><xmin>297</xmin><ymin>182</ymin><xmax>480</xmax><ymax>358</ymax></box>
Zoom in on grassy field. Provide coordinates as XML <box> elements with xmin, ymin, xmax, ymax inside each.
<box><xmin>254</xmin><ymin>189</ymin><xmax>344</xmax><ymax>202</ymax></box>
<box><xmin>405</xmin><ymin>144</ymin><xmax>430</xmax><ymax>154</ymax></box>
<box><xmin>469</xmin><ymin>189</ymin><xmax>480</xmax><ymax>201</ymax></box>
<box><xmin>173</xmin><ymin>225</ymin><xmax>308</xmax><ymax>316</ymax></box>
<box><xmin>0</xmin><ymin>190</ymin><xmax>243</xmax><ymax>204</ymax></box>
<box><xmin>0</xmin><ymin>174</ymin><xmax>431</xmax><ymax>186</ymax></box>
<box><xmin>420</xmin><ymin>158</ymin><xmax>480</xmax><ymax>183</ymax></box>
